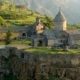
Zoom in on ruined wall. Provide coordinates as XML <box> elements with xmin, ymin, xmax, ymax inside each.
<box><xmin>0</xmin><ymin>47</ymin><xmax>80</xmax><ymax>80</ymax></box>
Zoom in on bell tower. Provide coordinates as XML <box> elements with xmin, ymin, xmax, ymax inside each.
<box><xmin>54</xmin><ymin>9</ymin><xmax>67</xmax><ymax>31</ymax></box>
<box><xmin>35</xmin><ymin>17</ymin><xmax>44</xmax><ymax>34</ymax></box>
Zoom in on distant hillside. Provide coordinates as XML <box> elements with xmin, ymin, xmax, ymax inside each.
<box><xmin>0</xmin><ymin>1</ymin><xmax>46</xmax><ymax>26</ymax></box>
<box><xmin>1</xmin><ymin>0</ymin><xmax>80</xmax><ymax>24</ymax></box>
<box><xmin>0</xmin><ymin>1</ymin><xmax>79</xmax><ymax>30</ymax></box>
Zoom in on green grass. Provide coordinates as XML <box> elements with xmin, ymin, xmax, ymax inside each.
<box><xmin>11</xmin><ymin>39</ymin><xmax>31</xmax><ymax>45</ymax></box>
<box><xmin>0</xmin><ymin>41</ymin><xmax>5</xmax><ymax>45</ymax></box>
<box><xmin>0</xmin><ymin>3</ymin><xmax>44</xmax><ymax>26</ymax></box>
<box><xmin>0</xmin><ymin>40</ymin><xmax>80</xmax><ymax>54</ymax></box>
<box><xmin>25</xmin><ymin>47</ymin><xmax>80</xmax><ymax>54</ymax></box>
<box><xmin>0</xmin><ymin>39</ymin><xmax>31</xmax><ymax>47</ymax></box>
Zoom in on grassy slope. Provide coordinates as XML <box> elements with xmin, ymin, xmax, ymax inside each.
<box><xmin>0</xmin><ymin>40</ymin><xmax>80</xmax><ymax>54</ymax></box>
<box><xmin>0</xmin><ymin>7</ymin><xmax>45</xmax><ymax>26</ymax></box>
<box><xmin>25</xmin><ymin>47</ymin><xmax>80</xmax><ymax>54</ymax></box>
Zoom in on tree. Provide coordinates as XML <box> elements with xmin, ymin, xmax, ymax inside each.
<box><xmin>43</xmin><ymin>16</ymin><xmax>54</xmax><ymax>29</ymax></box>
<box><xmin>0</xmin><ymin>16</ymin><xmax>5</xmax><ymax>26</ymax></box>
<box><xmin>5</xmin><ymin>30</ymin><xmax>11</xmax><ymax>45</ymax></box>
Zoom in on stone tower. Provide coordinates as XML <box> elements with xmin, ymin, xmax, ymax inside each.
<box><xmin>54</xmin><ymin>10</ymin><xmax>67</xmax><ymax>31</ymax></box>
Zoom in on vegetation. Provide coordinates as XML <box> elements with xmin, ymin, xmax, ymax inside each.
<box><xmin>25</xmin><ymin>47</ymin><xmax>80</xmax><ymax>54</ymax></box>
<box><xmin>42</xmin><ymin>16</ymin><xmax>54</xmax><ymax>28</ymax></box>
<box><xmin>0</xmin><ymin>16</ymin><xmax>5</xmax><ymax>26</ymax></box>
<box><xmin>0</xmin><ymin>39</ymin><xmax>79</xmax><ymax>54</ymax></box>
<box><xmin>5</xmin><ymin>30</ymin><xmax>11</xmax><ymax>45</ymax></box>
<box><xmin>68</xmin><ymin>24</ymin><xmax>80</xmax><ymax>30</ymax></box>
<box><xmin>0</xmin><ymin>0</ymin><xmax>45</xmax><ymax>26</ymax></box>
<box><xmin>4</xmin><ymin>73</ymin><xmax>17</xmax><ymax>80</ymax></box>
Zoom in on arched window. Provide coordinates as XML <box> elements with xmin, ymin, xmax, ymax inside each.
<box><xmin>22</xmin><ymin>33</ymin><xmax>26</xmax><ymax>37</ymax></box>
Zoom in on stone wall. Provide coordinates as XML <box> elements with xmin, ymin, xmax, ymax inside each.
<box><xmin>0</xmin><ymin>47</ymin><xmax>80</xmax><ymax>80</ymax></box>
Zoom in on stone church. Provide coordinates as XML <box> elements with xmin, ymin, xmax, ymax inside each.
<box><xmin>30</xmin><ymin>10</ymin><xmax>80</xmax><ymax>48</ymax></box>
<box><xmin>0</xmin><ymin>9</ymin><xmax>79</xmax><ymax>48</ymax></box>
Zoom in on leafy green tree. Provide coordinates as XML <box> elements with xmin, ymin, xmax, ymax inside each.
<box><xmin>0</xmin><ymin>16</ymin><xmax>5</xmax><ymax>26</ymax></box>
<box><xmin>43</xmin><ymin>16</ymin><xmax>54</xmax><ymax>28</ymax></box>
<box><xmin>5</xmin><ymin>30</ymin><xmax>11</xmax><ymax>45</ymax></box>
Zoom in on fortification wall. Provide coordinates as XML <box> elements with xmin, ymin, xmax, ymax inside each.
<box><xmin>0</xmin><ymin>47</ymin><xmax>80</xmax><ymax>80</ymax></box>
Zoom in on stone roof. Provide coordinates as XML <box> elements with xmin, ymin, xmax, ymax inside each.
<box><xmin>43</xmin><ymin>28</ymin><xmax>56</xmax><ymax>39</ymax></box>
<box><xmin>66</xmin><ymin>30</ymin><xmax>80</xmax><ymax>34</ymax></box>
<box><xmin>54</xmin><ymin>10</ymin><xmax>66</xmax><ymax>22</ymax></box>
<box><xmin>0</xmin><ymin>26</ymin><xmax>29</xmax><ymax>32</ymax></box>
<box><xmin>66</xmin><ymin>30</ymin><xmax>80</xmax><ymax>40</ymax></box>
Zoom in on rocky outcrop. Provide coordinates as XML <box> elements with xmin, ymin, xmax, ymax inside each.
<box><xmin>0</xmin><ymin>47</ymin><xmax>80</xmax><ymax>80</ymax></box>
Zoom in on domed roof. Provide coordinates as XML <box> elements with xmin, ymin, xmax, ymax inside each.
<box><xmin>54</xmin><ymin>10</ymin><xmax>66</xmax><ymax>22</ymax></box>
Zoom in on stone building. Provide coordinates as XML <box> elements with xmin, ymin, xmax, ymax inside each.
<box><xmin>0</xmin><ymin>9</ymin><xmax>79</xmax><ymax>48</ymax></box>
<box><xmin>31</xmin><ymin>10</ymin><xmax>80</xmax><ymax>48</ymax></box>
<box><xmin>18</xmin><ymin>10</ymin><xmax>79</xmax><ymax>48</ymax></box>
<box><xmin>54</xmin><ymin>9</ymin><xmax>67</xmax><ymax>31</ymax></box>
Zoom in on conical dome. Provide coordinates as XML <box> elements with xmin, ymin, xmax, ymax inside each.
<box><xmin>54</xmin><ymin>10</ymin><xmax>66</xmax><ymax>22</ymax></box>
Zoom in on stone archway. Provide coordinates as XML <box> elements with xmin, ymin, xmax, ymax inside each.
<box><xmin>38</xmin><ymin>40</ymin><xmax>43</xmax><ymax>46</ymax></box>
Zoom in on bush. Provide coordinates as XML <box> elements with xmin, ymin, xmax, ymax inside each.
<box><xmin>5</xmin><ymin>30</ymin><xmax>11</xmax><ymax>45</ymax></box>
<box><xmin>0</xmin><ymin>16</ymin><xmax>5</xmax><ymax>26</ymax></box>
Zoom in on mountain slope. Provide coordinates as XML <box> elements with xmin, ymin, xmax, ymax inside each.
<box><xmin>1</xmin><ymin>0</ymin><xmax>80</xmax><ymax>24</ymax></box>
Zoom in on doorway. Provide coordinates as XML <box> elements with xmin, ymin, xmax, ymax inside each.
<box><xmin>38</xmin><ymin>40</ymin><xmax>43</xmax><ymax>46</ymax></box>
<box><xmin>22</xmin><ymin>33</ymin><xmax>26</xmax><ymax>37</ymax></box>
